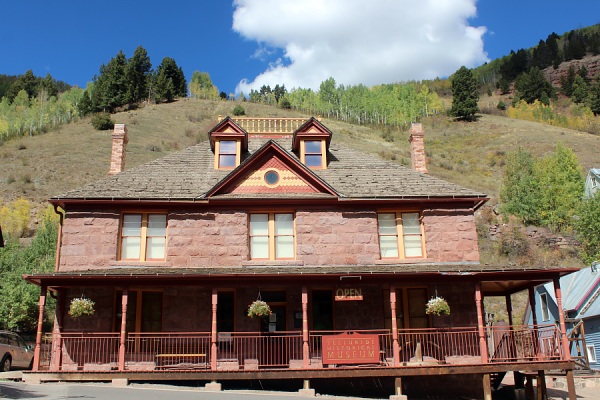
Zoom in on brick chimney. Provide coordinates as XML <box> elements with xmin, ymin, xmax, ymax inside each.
<box><xmin>109</xmin><ymin>124</ymin><xmax>128</xmax><ymax>175</ymax></box>
<box><xmin>409</xmin><ymin>123</ymin><xmax>427</xmax><ymax>174</ymax></box>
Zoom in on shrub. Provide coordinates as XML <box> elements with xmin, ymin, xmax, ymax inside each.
<box><xmin>279</xmin><ymin>97</ymin><xmax>291</xmax><ymax>109</ymax></box>
<box><xmin>497</xmin><ymin>101</ymin><xmax>506</xmax><ymax>110</ymax></box>
<box><xmin>91</xmin><ymin>113</ymin><xmax>115</xmax><ymax>130</ymax></box>
<box><xmin>232</xmin><ymin>105</ymin><xmax>246</xmax><ymax>116</ymax></box>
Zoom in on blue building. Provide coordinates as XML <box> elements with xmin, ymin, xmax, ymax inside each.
<box><xmin>525</xmin><ymin>263</ymin><xmax>600</xmax><ymax>370</ymax></box>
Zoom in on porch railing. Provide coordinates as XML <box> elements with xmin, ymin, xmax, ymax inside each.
<box><xmin>218</xmin><ymin>331</ymin><xmax>303</xmax><ymax>369</ymax></box>
<box><xmin>487</xmin><ymin>324</ymin><xmax>563</xmax><ymax>363</ymax></box>
<box><xmin>126</xmin><ymin>332</ymin><xmax>211</xmax><ymax>370</ymax></box>
<box><xmin>398</xmin><ymin>327</ymin><xmax>480</xmax><ymax>363</ymax></box>
<box><xmin>39</xmin><ymin>325</ymin><xmax>565</xmax><ymax>372</ymax></box>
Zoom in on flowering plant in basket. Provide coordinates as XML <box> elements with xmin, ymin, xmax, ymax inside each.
<box><xmin>425</xmin><ymin>296</ymin><xmax>450</xmax><ymax>316</ymax></box>
<box><xmin>69</xmin><ymin>297</ymin><xmax>95</xmax><ymax>318</ymax></box>
<box><xmin>247</xmin><ymin>300</ymin><xmax>271</xmax><ymax>318</ymax></box>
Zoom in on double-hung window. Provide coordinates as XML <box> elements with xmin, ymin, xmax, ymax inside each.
<box><xmin>217</xmin><ymin>140</ymin><xmax>238</xmax><ymax>169</ymax></box>
<box><xmin>377</xmin><ymin>212</ymin><xmax>424</xmax><ymax>259</ymax></box>
<box><xmin>249</xmin><ymin>213</ymin><xmax>295</xmax><ymax>260</ymax></box>
<box><xmin>120</xmin><ymin>213</ymin><xmax>167</xmax><ymax>261</ymax></box>
<box><xmin>303</xmin><ymin>140</ymin><xmax>325</xmax><ymax>168</ymax></box>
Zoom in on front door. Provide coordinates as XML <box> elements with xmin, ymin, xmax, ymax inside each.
<box><xmin>312</xmin><ymin>290</ymin><xmax>333</xmax><ymax>330</ymax></box>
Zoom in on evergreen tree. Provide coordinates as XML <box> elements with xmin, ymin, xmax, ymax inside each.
<box><xmin>588</xmin><ymin>76</ymin><xmax>600</xmax><ymax>115</ymax></box>
<box><xmin>514</xmin><ymin>67</ymin><xmax>554</xmax><ymax>105</ymax></box>
<box><xmin>546</xmin><ymin>33</ymin><xmax>562</xmax><ymax>68</ymax></box>
<box><xmin>449</xmin><ymin>66</ymin><xmax>479</xmax><ymax>121</ymax></box>
<box><xmin>153</xmin><ymin>57</ymin><xmax>186</xmax><ymax>102</ymax></box>
<box><xmin>125</xmin><ymin>45</ymin><xmax>152</xmax><ymax>104</ymax></box>
<box><xmin>571</xmin><ymin>75</ymin><xmax>589</xmax><ymax>104</ymax></box>
<box><xmin>94</xmin><ymin>50</ymin><xmax>128</xmax><ymax>111</ymax></box>
<box><xmin>560</xmin><ymin>66</ymin><xmax>576</xmax><ymax>97</ymax></box>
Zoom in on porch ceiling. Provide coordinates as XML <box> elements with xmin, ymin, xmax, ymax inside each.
<box><xmin>24</xmin><ymin>264</ymin><xmax>579</xmax><ymax>296</ymax></box>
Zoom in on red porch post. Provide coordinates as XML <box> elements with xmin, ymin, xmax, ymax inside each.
<box><xmin>389</xmin><ymin>285</ymin><xmax>400</xmax><ymax>365</ymax></box>
<box><xmin>474</xmin><ymin>282</ymin><xmax>489</xmax><ymax>363</ymax></box>
<box><xmin>553</xmin><ymin>277</ymin><xmax>571</xmax><ymax>360</ymax></box>
<box><xmin>118</xmin><ymin>289</ymin><xmax>128</xmax><ymax>371</ymax></box>
<box><xmin>51</xmin><ymin>290</ymin><xmax>65</xmax><ymax>371</ymax></box>
<box><xmin>211</xmin><ymin>288</ymin><xmax>218</xmax><ymax>371</ymax></box>
<box><xmin>32</xmin><ymin>285</ymin><xmax>47</xmax><ymax>371</ymax></box>
<box><xmin>505</xmin><ymin>294</ymin><xmax>514</xmax><ymax>327</ymax></box>
<box><xmin>302</xmin><ymin>286</ymin><xmax>309</xmax><ymax>368</ymax></box>
<box><xmin>528</xmin><ymin>286</ymin><xmax>541</xmax><ymax>358</ymax></box>
<box><xmin>528</xmin><ymin>287</ymin><xmax>538</xmax><ymax>326</ymax></box>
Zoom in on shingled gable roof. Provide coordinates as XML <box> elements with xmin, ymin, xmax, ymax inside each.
<box><xmin>206</xmin><ymin>139</ymin><xmax>338</xmax><ymax>198</ymax></box>
<box><xmin>51</xmin><ymin>120</ymin><xmax>488</xmax><ymax>203</ymax></box>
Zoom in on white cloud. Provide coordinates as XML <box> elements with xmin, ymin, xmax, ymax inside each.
<box><xmin>232</xmin><ymin>0</ymin><xmax>488</xmax><ymax>94</ymax></box>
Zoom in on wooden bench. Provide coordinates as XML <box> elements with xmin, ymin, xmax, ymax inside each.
<box><xmin>155</xmin><ymin>353</ymin><xmax>207</xmax><ymax>370</ymax></box>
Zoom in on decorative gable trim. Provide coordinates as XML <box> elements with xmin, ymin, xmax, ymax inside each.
<box><xmin>292</xmin><ymin>117</ymin><xmax>333</xmax><ymax>152</ymax></box>
<box><xmin>205</xmin><ymin>140</ymin><xmax>339</xmax><ymax>198</ymax></box>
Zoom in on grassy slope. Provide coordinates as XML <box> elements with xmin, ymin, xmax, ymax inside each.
<box><xmin>2</xmin><ymin>97</ymin><xmax>599</xmax><ymax>205</ymax></box>
<box><xmin>2</xmin><ymin>98</ymin><xmax>598</xmax><ymax>323</ymax></box>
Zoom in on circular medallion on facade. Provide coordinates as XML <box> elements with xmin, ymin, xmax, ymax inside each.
<box><xmin>264</xmin><ymin>170</ymin><xmax>280</xmax><ymax>186</ymax></box>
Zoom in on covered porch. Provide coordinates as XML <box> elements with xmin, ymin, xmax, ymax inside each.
<box><xmin>24</xmin><ymin>265</ymin><xmax>579</xmax><ymax>399</ymax></box>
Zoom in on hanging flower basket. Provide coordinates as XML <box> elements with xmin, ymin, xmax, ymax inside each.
<box><xmin>426</xmin><ymin>296</ymin><xmax>450</xmax><ymax>316</ymax></box>
<box><xmin>247</xmin><ymin>300</ymin><xmax>271</xmax><ymax>318</ymax></box>
<box><xmin>69</xmin><ymin>296</ymin><xmax>95</xmax><ymax>318</ymax></box>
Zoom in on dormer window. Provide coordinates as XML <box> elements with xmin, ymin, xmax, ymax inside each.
<box><xmin>292</xmin><ymin>117</ymin><xmax>332</xmax><ymax>170</ymax></box>
<box><xmin>208</xmin><ymin>117</ymin><xmax>248</xmax><ymax>170</ymax></box>
<box><xmin>217</xmin><ymin>140</ymin><xmax>239</xmax><ymax>169</ymax></box>
<box><xmin>302</xmin><ymin>140</ymin><xmax>325</xmax><ymax>168</ymax></box>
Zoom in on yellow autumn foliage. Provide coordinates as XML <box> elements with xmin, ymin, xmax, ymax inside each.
<box><xmin>0</xmin><ymin>197</ymin><xmax>32</xmax><ymax>238</ymax></box>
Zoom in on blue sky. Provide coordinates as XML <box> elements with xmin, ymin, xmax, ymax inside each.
<box><xmin>1</xmin><ymin>1</ymin><xmax>598</xmax><ymax>95</ymax></box>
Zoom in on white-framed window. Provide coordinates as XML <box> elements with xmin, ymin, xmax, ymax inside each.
<box><xmin>587</xmin><ymin>344</ymin><xmax>597</xmax><ymax>363</ymax></box>
<box><xmin>540</xmin><ymin>292</ymin><xmax>550</xmax><ymax>321</ymax></box>
<box><xmin>302</xmin><ymin>140</ymin><xmax>325</xmax><ymax>168</ymax></box>
<box><xmin>120</xmin><ymin>213</ymin><xmax>167</xmax><ymax>261</ymax></box>
<box><xmin>249</xmin><ymin>213</ymin><xmax>295</xmax><ymax>260</ymax></box>
<box><xmin>377</xmin><ymin>212</ymin><xmax>425</xmax><ymax>259</ymax></box>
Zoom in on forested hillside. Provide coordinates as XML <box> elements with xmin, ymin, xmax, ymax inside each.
<box><xmin>2</xmin><ymin>25</ymin><xmax>600</xmax><ymax>330</ymax></box>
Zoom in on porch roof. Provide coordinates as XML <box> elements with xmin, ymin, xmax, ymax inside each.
<box><xmin>24</xmin><ymin>263</ymin><xmax>579</xmax><ymax>296</ymax></box>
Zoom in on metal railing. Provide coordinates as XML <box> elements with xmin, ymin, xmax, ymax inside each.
<box><xmin>397</xmin><ymin>327</ymin><xmax>480</xmax><ymax>363</ymax></box>
<box><xmin>43</xmin><ymin>332</ymin><xmax>120</xmax><ymax>371</ymax></box>
<box><xmin>126</xmin><ymin>332</ymin><xmax>211</xmax><ymax>371</ymax></box>
<box><xmin>39</xmin><ymin>325</ymin><xmax>565</xmax><ymax>372</ymax></box>
<box><xmin>487</xmin><ymin>324</ymin><xmax>563</xmax><ymax>363</ymax></box>
<box><xmin>218</xmin><ymin>331</ymin><xmax>303</xmax><ymax>369</ymax></box>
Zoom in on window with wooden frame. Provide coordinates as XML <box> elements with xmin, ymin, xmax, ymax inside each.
<box><xmin>249</xmin><ymin>213</ymin><xmax>295</xmax><ymax>260</ymax></box>
<box><xmin>587</xmin><ymin>344</ymin><xmax>597</xmax><ymax>363</ymax></box>
<box><xmin>120</xmin><ymin>213</ymin><xmax>167</xmax><ymax>261</ymax></box>
<box><xmin>300</xmin><ymin>140</ymin><xmax>326</xmax><ymax>169</ymax></box>
<box><xmin>377</xmin><ymin>212</ymin><xmax>425</xmax><ymax>259</ymax></box>
<box><xmin>215</xmin><ymin>139</ymin><xmax>240</xmax><ymax>169</ymax></box>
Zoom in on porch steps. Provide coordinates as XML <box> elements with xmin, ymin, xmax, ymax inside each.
<box><xmin>490</xmin><ymin>371</ymin><xmax>506</xmax><ymax>390</ymax></box>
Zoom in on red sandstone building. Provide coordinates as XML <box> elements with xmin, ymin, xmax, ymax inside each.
<box><xmin>24</xmin><ymin>117</ymin><xmax>578</xmax><ymax>399</ymax></box>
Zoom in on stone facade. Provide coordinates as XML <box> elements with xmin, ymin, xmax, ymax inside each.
<box><xmin>58</xmin><ymin>206</ymin><xmax>479</xmax><ymax>271</ymax></box>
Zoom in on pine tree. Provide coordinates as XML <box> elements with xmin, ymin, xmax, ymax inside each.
<box><xmin>515</xmin><ymin>67</ymin><xmax>554</xmax><ymax>105</ymax></box>
<box><xmin>449</xmin><ymin>66</ymin><xmax>479</xmax><ymax>121</ymax></box>
<box><xmin>125</xmin><ymin>46</ymin><xmax>152</xmax><ymax>104</ymax></box>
